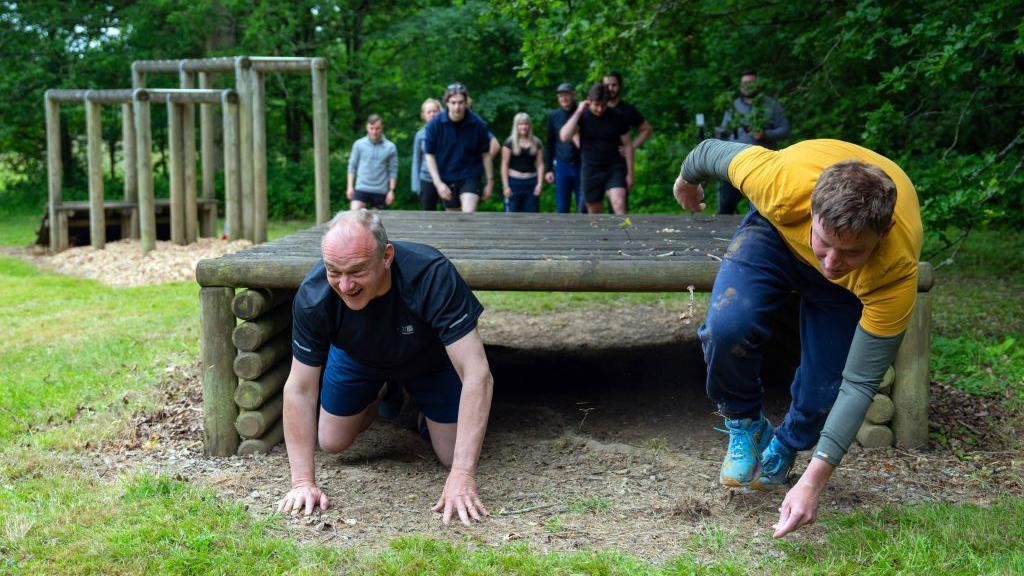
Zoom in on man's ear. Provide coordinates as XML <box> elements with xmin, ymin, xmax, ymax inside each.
<box><xmin>881</xmin><ymin>219</ymin><xmax>896</xmax><ymax>238</ymax></box>
<box><xmin>383</xmin><ymin>243</ymin><xmax>395</xmax><ymax>268</ymax></box>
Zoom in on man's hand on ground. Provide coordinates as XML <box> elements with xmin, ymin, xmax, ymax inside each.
<box><xmin>673</xmin><ymin>176</ymin><xmax>705</xmax><ymax>212</ymax></box>
<box><xmin>432</xmin><ymin>468</ymin><xmax>489</xmax><ymax>526</ymax></box>
<box><xmin>772</xmin><ymin>480</ymin><xmax>821</xmax><ymax>538</ymax></box>
<box><xmin>278</xmin><ymin>484</ymin><xmax>330</xmax><ymax>516</ymax></box>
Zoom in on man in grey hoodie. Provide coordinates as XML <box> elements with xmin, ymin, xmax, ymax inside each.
<box><xmin>716</xmin><ymin>71</ymin><xmax>790</xmax><ymax>214</ymax></box>
<box><xmin>347</xmin><ymin>114</ymin><xmax>399</xmax><ymax>210</ymax></box>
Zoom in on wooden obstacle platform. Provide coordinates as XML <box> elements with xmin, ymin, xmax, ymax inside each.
<box><xmin>196</xmin><ymin>212</ymin><xmax>933</xmax><ymax>457</ymax></box>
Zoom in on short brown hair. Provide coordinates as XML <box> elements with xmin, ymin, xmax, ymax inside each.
<box><xmin>811</xmin><ymin>160</ymin><xmax>897</xmax><ymax>237</ymax></box>
<box><xmin>586</xmin><ymin>82</ymin><xmax>609</xmax><ymax>103</ymax></box>
<box><xmin>366</xmin><ymin>113</ymin><xmax>382</xmax><ymax>125</ymax></box>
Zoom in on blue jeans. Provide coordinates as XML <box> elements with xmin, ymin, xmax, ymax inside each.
<box><xmin>698</xmin><ymin>211</ymin><xmax>862</xmax><ymax>451</ymax></box>
<box><xmin>504</xmin><ymin>176</ymin><xmax>540</xmax><ymax>213</ymax></box>
<box><xmin>553</xmin><ymin>160</ymin><xmax>581</xmax><ymax>214</ymax></box>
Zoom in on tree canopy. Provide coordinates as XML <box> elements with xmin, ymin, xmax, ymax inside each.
<box><xmin>1</xmin><ymin>0</ymin><xmax>1021</xmax><ymax>252</ymax></box>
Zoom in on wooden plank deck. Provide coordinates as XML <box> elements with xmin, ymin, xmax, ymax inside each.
<box><xmin>197</xmin><ymin>212</ymin><xmax>746</xmax><ymax>291</ymax></box>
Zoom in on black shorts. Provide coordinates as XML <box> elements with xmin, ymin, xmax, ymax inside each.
<box><xmin>353</xmin><ymin>190</ymin><xmax>387</xmax><ymax>209</ymax></box>
<box><xmin>582</xmin><ymin>162</ymin><xmax>627</xmax><ymax>203</ymax></box>
<box><xmin>440</xmin><ymin>177</ymin><xmax>482</xmax><ymax>209</ymax></box>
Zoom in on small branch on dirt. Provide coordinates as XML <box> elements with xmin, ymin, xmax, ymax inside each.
<box><xmin>498</xmin><ymin>503</ymin><xmax>558</xmax><ymax>516</ymax></box>
<box><xmin>705</xmin><ymin>253</ymin><xmax>722</xmax><ymax>262</ymax></box>
<box><xmin>577</xmin><ymin>407</ymin><xmax>595</xmax><ymax>432</ymax></box>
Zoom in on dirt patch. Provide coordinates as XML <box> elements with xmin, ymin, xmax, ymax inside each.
<box><xmin>74</xmin><ymin>308</ymin><xmax>1021</xmax><ymax>562</ymax></box>
<box><xmin>29</xmin><ymin>238</ymin><xmax>251</xmax><ymax>287</ymax></box>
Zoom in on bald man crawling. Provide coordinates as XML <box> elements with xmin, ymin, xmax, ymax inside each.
<box><xmin>276</xmin><ymin>209</ymin><xmax>494</xmax><ymax>526</ymax></box>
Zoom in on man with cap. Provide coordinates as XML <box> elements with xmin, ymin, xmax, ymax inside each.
<box><xmin>544</xmin><ymin>83</ymin><xmax>583</xmax><ymax>213</ymax></box>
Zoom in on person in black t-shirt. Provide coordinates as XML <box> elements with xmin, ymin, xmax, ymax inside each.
<box><xmin>277</xmin><ymin>209</ymin><xmax>494</xmax><ymax>526</ymax></box>
<box><xmin>559</xmin><ymin>82</ymin><xmax>634</xmax><ymax>214</ymax></box>
<box><xmin>500</xmin><ymin>112</ymin><xmax>545</xmax><ymax>213</ymax></box>
<box><xmin>603</xmin><ymin>71</ymin><xmax>653</xmax><ymax>150</ymax></box>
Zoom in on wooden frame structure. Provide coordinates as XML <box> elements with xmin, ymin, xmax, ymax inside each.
<box><xmin>43</xmin><ymin>55</ymin><xmax>330</xmax><ymax>254</ymax></box>
<box><xmin>195</xmin><ymin>212</ymin><xmax>934</xmax><ymax>457</ymax></box>
<box><xmin>44</xmin><ymin>89</ymin><xmax>139</xmax><ymax>251</ymax></box>
<box><xmin>132</xmin><ymin>88</ymin><xmax>240</xmax><ymax>254</ymax></box>
<box><xmin>132</xmin><ymin>56</ymin><xmax>331</xmax><ymax>244</ymax></box>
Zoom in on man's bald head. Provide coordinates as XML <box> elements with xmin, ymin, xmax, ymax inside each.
<box><xmin>321</xmin><ymin>209</ymin><xmax>390</xmax><ymax>259</ymax></box>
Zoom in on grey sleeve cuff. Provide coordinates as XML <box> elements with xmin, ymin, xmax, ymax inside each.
<box><xmin>814</xmin><ymin>326</ymin><xmax>905</xmax><ymax>466</ymax></box>
<box><xmin>678</xmin><ymin>139</ymin><xmax>751</xmax><ymax>184</ymax></box>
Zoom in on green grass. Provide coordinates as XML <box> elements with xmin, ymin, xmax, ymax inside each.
<box><xmin>928</xmin><ymin>229</ymin><xmax>1024</xmax><ymax>406</ymax></box>
<box><xmin>0</xmin><ymin>207</ymin><xmax>42</xmax><ymax>247</ymax></box>
<box><xmin>0</xmin><ymin>257</ymin><xmax>198</xmax><ymax>446</ymax></box>
<box><xmin>0</xmin><ymin>221</ymin><xmax>1022</xmax><ymax>573</ymax></box>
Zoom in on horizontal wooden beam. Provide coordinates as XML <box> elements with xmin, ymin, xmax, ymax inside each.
<box><xmin>132</xmin><ymin>57</ymin><xmax>243</xmax><ymax>75</ymax></box>
<box><xmin>134</xmin><ymin>88</ymin><xmax>237</xmax><ymax>105</ymax></box>
<box><xmin>46</xmin><ymin>89</ymin><xmax>134</xmax><ymax>104</ymax></box>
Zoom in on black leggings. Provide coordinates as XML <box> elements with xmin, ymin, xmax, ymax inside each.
<box><xmin>419</xmin><ymin>180</ymin><xmax>440</xmax><ymax>211</ymax></box>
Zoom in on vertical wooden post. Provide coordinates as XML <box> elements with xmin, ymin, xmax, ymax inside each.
<box><xmin>222</xmin><ymin>91</ymin><xmax>242</xmax><ymax>240</ymax></box>
<box><xmin>311</xmin><ymin>58</ymin><xmax>330</xmax><ymax>224</ymax></box>
<box><xmin>134</xmin><ymin>92</ymin><xmax>156</xmax><ymax>255</ymax></box>
<box><xmin>85</xmin><ymin>97</ymin><xmax>106</xmax><ymax>249</ymax></box>
<box><xmin>251</xmin><ymin>69</ymin><xmax>268</xmax><ymax>244</ymax></box>
<box><xmin>121</xmin><ymin>102</ymin><xmax>139</xmax><ymax>239</ymax></box>
<box><xmin>198</xmin><ymin>71</ymin><xmax>217</xmax><ymax>238</ymax></box>
<box><xmin>235</xmin><ymin>57</ymin><xmax>254</xmax><ymax>241</ymax></box>
<box><xmin>168</xmin><ymin>101</ymin><xmax>186</xmax><ymax>245</ymax></box>
<box><xmin>45</xmin><ymin>95</ymin><xmax>66</xmax><ymax>252</ymax></box>
<box><xmin>201</xmin><ymin>286</ymin><xmax>240</xmax><ymax>456</ymax></box>
<box><xmin>180</xmin><ymin>68</ymin><xmax>199</xmax><ymax>243</ymax></box>
<box><xmin>892</xmin><ymin>291</ymin><xmax>932</xmax><ymax>448</ymax></box>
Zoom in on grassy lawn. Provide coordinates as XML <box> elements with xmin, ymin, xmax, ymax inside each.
<box><xmin>0</xmin><ymin>218</ymin><xmax>1021</xmax><ymax>574</ymax></box>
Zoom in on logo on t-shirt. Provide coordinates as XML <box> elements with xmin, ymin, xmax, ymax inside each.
<box><xmin>399</xmin><ymin>324</ymin><xmax>415</xmax><ymax>335</ymax></box>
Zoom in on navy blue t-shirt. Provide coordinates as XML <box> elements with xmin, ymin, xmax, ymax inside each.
<box><xmin>578</xmin><ymin>108</ymin><xmax>630</xmax><ymax>167</ymax></box>
<box><xmin>291</xmin><ymin>241</ymin><xmax>483</xmax><ymax>375</ymax></box>
<box><xmin>423</xmin><ymin>110</ymin><xmax>491</xmax><ymax>182</ymax></box>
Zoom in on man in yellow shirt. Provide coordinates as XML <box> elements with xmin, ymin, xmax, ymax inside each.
<box><xmin>673</xmin><ymin>139</ymin><xmax>922</xmax><ymax>537</ymax></box>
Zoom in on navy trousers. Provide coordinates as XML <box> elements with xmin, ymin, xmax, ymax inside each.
<box><xmin>553</xmin><ymin>160</ymin><xmax>581</xmax><ymax>214</ymax></box>
<box><xmin>698</xmin><ymin>211</ymin><xmax>863</xmax><ymax>451</ymax></box>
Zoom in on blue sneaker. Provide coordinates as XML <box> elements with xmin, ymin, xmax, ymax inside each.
<box><xmin>377</xmin><ymin>382</ymin><xmax>403</xmax><ymax>420</ymax></box>
<box><xmin>753</xmin><ymin>436</ymin><xmax>795</xmax><ymax>490</ymax></box>
<box><xmin>719</xmin><ymin>414</ymin><xmax>773</xmax><ymax>487</ymax></box>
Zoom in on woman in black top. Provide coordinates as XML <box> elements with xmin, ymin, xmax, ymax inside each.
<box><xmin>500</xmin><ymin>112</ymin><xmax>545</xmax><ymax>213</ymax></box>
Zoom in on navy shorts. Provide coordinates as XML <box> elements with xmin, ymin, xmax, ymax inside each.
<box><xmin>582</xmin><ymin>162</ymin><xmax>627</xmax><ymax>203</ymax></box>
<box><xmin>320</xmin><ymin>346</ymin><xmax>462</xmax><ymax>423</ymax></box>
<box><xmin>441</xmin><ymin>177</ymin><xmax>482</xmax><ymax>209</ymax></box>
<box><xmin>353</xmin><ymin>190</ymin><xmax>387</xmax><ymax>209</ymax></box>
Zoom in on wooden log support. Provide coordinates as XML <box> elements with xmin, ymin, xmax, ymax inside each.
<box><xmin>232</xmin><ymin>288</ymin><xmax>296</xmax><ymax>320</ymax></box>
<box><xmin>857</xmin><ymin>422</ymin><xmax>894</xmax><ymax>448</ymax></box>
<box><xmin>198</xmin><ymin>71</ymin><xmax>217</xmax><ymax>238</ymax></box>
<box><xmin>864</xmin><ymin>393</ymin><xmax>895</xmax><ymax>425</ymax></box>
<box><xmin>234</xmin><ymin>332</ymin><xmax>292</xmax><ymax>381</ymax></box>
<box><xmin>232</xmin><ymin>304</ymin><xmax>291</xmax><ymax>352</ymax></box>
<box><xmin>892</xmin><ymin>292</ymin><xmax>932</xmax><ymax>449</ymax></box>
<box><xmin>235</xmin><ymin>392</ymin><xmax>284</xmax><ymax>439</ymax></box>
<box><xmin>234</xmin><ymin>359</ymin><xmax>290</xmax><ymax>410</ymax></box>
<box><xmin>238</xmin><ymin>418</ymin><xmax>284</xmax><ymax>455</ymax></box>
<box><xmin>85</xmin><ymin>99</ymin><xmax>105</xmax><ymax>249</ymax></box>
<box><xmin>133</xmin><ymin>91</ymin><xmax>156</xmax><ymax>254</ymax></box>
<box><xmin>222</xmin><ymin>91</ymin><xmax>242</xmax><ymax>240</ymax></box>
<box><xmin>179</xmin><ymin>69</ymin><xmax>199</xmax><ymax>243</ymax></box>
<box><xmin>167</xmin><ymin>101</ymin><xmax>187</xmax><ymax>245</ymax></box>
<box><xmin>311</xmin><ymin>58</ymin><xmax>330</xmax><ymax>224</ymax></box>
<box><xmin>120</xmin><ymin>102</ymin><xmax>139</xmax><ymax>239</ymax></box>
<box><xmin>878</xmin><ymin>365</ymin><xmax>895</xmax><ymax>395</ymax></box>
<box><xmin>236</xmin><ymin>57</ymin><xmax>255</xmax><ymax>241</ymax></box>
<box><xmin>200</xmin><ymin>287</ymin><xmax>240</xmax><ymax>456</ymax></box>
<box><xmin>45</xmin><ymin>94</ymin><xmax>67</xmax><ymax>252</ymax></box>
<box><xmin>251</xmin><ymin>68</ymin><xmax>268</xmax><ymax>244</ymax></box>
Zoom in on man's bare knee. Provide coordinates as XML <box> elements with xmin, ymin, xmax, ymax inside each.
<box><xmin>319</xmin><ymin>432</ymin><xmax>357</xmax><ymax>454</ymax></box>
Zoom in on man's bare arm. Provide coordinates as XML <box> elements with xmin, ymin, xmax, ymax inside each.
<box><xmin>432</xmin><ymin>328</ymin><xmax>494</xmax><ymax>525</ymax></box>
<box><xmin>277</xmin><ymin>358</ymin><xmax>329</xmax><ymax>515</ymax></box>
